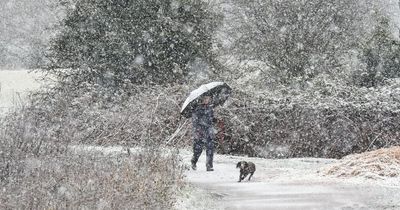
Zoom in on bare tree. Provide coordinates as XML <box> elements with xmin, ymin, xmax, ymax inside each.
<box><xmin>225</xmin><ymin>0</ymin><xmax>371</xmax><ymax>83</ymax></box>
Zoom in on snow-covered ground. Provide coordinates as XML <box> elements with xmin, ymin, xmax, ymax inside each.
<box><xmin>67</xmin><ymin>145</ymin><xmax>400</xmax><ymax>210</ymax></box>
<box><xmin>0</xmin><ymin>70</ymin><xmax>43</xmax><ymax>114</ymax></box>
<box><xmin>177</xmin><ymin>150</ymin><xmax>400</xmax><ymax>210</ymax></box>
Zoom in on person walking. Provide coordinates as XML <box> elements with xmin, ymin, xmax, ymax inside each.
<box><xmin>191</xmin><ymin>95</ymin><xmax>215</xmax><ymax>171</ymax></box>
<box><xmin>180</xmin><ymin>82</ymin><xmax>231</xmax><ymax>171</ymax></box>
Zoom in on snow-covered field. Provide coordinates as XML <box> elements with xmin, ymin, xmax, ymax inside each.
<box><xmin>0</xmin><ymin>70</ymin><xmax>43</xmax><ymax>114</ymax></box>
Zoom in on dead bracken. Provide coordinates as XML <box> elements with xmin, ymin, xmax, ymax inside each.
<box><xmin>323</xmin><ymin>146</ymin><xmax>400</xmax><ymax>179</ymax></box>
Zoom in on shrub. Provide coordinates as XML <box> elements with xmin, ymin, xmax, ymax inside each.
<box><xmin>0</xmin><ymin>150</ymin><xmax>184</xmax><ymax>209</ymax></box>
<box><xmin>219</xmin><ymin>78</ymin><xmax>400</xmax><ymax>158</ymax></box>
<box><xmin>0</xmin><ymin>83</ymin><xmax>186</xmax><ymax>209</ymax></box>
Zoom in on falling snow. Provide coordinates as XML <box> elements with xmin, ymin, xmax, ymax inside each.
<box><xmin>1</xmin><ymin>0</ymin><xmax>400</xmax><ymax>209</ymax></box>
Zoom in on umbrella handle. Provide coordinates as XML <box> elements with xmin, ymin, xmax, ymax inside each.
<box><xmin>166</xmin><ymin>118</ymin><xmax>189</xmax><ymax>145</ymax></box>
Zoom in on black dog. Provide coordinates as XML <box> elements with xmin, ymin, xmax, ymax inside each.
<box><xmin>236</xmin><ymin>161</ymin><xmax>256</xmax><ymax>182</ymax></box>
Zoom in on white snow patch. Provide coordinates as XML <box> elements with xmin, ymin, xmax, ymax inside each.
<box><xmin>174</xmin><ymin>184</ymin><xmax>222</xmax><ymax>210</ymax></box>
<box><xmin>0</xmin><ymin>70</ymin><xmax>43</xmax><ymax>114</ymax></box>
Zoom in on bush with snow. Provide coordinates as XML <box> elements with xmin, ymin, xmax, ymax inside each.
<box><xmin>0</xmin><ymin>84</ymin><xmax>186</xmax><ymax>209</ymax></box>
<box><xmin>218</xmin><ymin>77</ymin><xmax>400</xmax><ymax>158</ymax></box>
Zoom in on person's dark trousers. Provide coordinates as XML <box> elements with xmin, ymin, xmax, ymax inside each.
<box><xmin>191</xmin><ymin>137</ymin><xmax>214</xmax><ymax>170</ymax></box>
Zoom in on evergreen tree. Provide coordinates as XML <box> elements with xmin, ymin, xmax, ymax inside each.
<box><xmin>46</xmin><ymin>0</ymin><xmax>219</xmax><ymax>87</ymax></box>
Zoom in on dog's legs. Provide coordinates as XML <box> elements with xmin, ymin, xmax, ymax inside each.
<box><xmin>242</xmin><ymin>173</ymin><xmax>248</xmax><ymax>181</ymax></box>
<box><xmin>239</xmin><ymin>173</ymin><xmax>244</xmax><ymax>182</ymax></box>
<box><xmin>248</xmin><ymin>172</ymin><xmax>254</xmax><ymax>181</ymax></box>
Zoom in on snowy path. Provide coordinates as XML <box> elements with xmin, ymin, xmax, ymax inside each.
<box><xmin>178</xmin><ymin>150</ymin><xmax>400</xmax><ymax>210</ymax></box>
<box><xmin>67</xmin><ymin>145</ymin><xmax>400</xmax><ymax>209</ymax></box>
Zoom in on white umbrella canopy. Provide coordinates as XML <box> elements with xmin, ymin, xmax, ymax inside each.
<box><xmin>180</xmin><ymin>81</ymin><xmax>232</xmax><ymax>118</ymax></box>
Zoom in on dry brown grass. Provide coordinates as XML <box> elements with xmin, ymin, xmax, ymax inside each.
<box><xmin>323</xmin><ymin>146</ymin><xmax>400</xmax><ymax>179</ymax></box>
<box><xmin>0</xmin><ymin>149</ymin><xmax>184</xmax><ymax>209</ymax></box>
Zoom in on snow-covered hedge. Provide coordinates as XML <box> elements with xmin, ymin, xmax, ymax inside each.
<box><xmin>1</xmin><ymin>82</ymin><xmax>190</xmax><ymax>147</ymax></box>
<box><xmin>220</xmin><ymin>77</ymin><xmax>400</xmax><ymax>158</ymax></box>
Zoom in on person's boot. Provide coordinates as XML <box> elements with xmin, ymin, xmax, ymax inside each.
<box><xmin>206</xmin><ymin>163</ymin><xmax>214</xmax><ymax>171</ymax></box>
<box><xmin>191</xmin><ymin>159</ymin><xmax>197</xmax><ymax>170</ymax></box>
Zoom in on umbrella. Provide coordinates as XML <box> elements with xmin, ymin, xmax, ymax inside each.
<box><xmin>180</xmin><ymin>81</ymin><xmax>232</xmax><ymax>118</ymax></box>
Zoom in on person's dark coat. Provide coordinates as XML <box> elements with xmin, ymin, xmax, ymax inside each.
<box><xmin>192</xmin><ymin>104</ymin><xmax>215</xmax><ymax>140</ymax></box>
